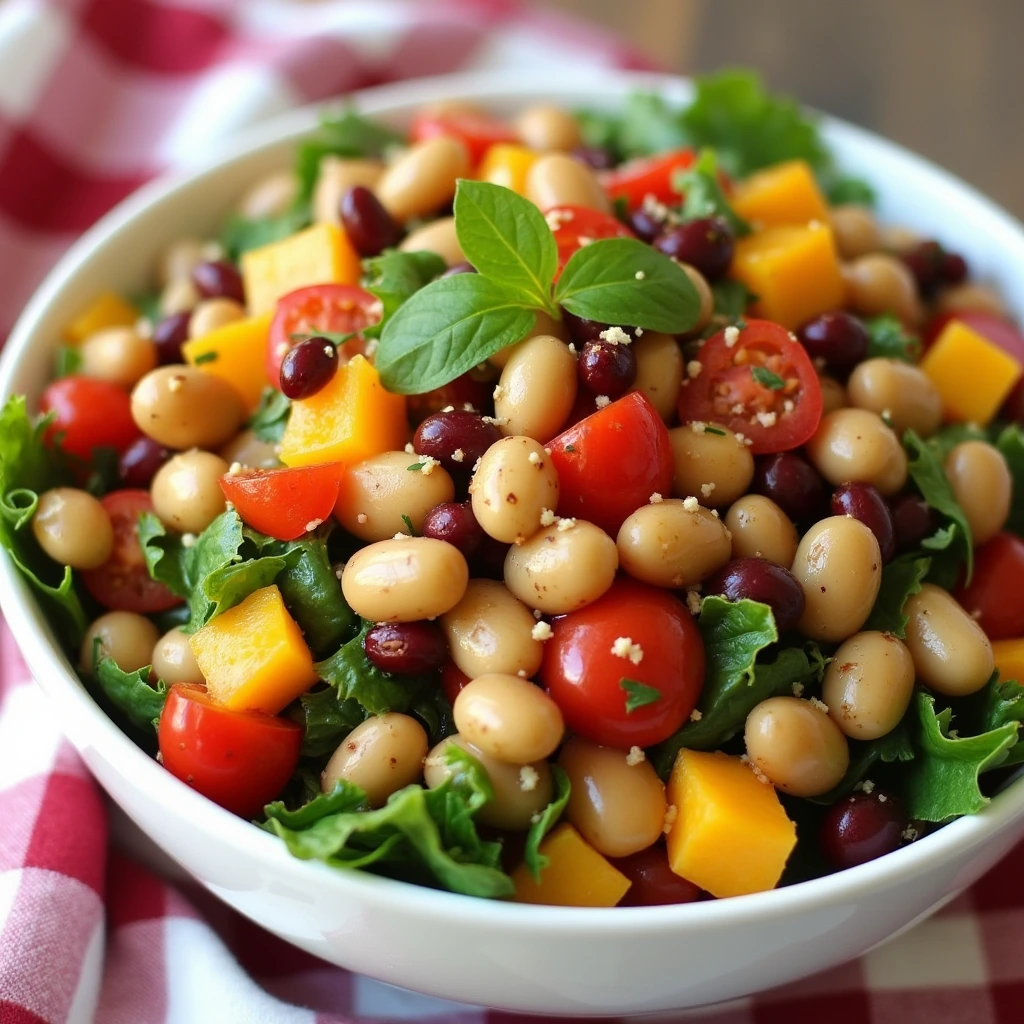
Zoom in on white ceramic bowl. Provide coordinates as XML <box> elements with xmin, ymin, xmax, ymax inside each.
<box><xmin>2</xmin><ymin>69</ymin><xmax>1024</xmax><ymax>1016</ymax></box>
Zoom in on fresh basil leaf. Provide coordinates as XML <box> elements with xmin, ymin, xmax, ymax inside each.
<box><xmin>91</xmin><ymin>655</ymin><xmax>166</xmax><ymax>733</ymax></box>
<box><xmin>865</xmin><ymin>314</ymin><xmax>921</xmax><ymax>363</ymax></box>
<box><xmin>751</xmin><ymin>366</ymin><xmax>784</xmax><ymax>390</ymax></box>
<box><xmin>711</xmin><ymin>279</ymin><xmax>755</xmax><ymax>325</ymax></box>
<box><xmin>822</xmin><ymin>174</ymin><xmax>876</xmax><ymax>207</ymax></box>
<box><xmin>864</xmin><ymin>555</ymin><xmax>931</xmax><ymax>637</ymax></box>
<box><xmin>296</xmin><ymin>686</ymin><xmax>366</xmax><ymax>759</ymax></box>
<box><xmin>248</xmin><ymin>388</ymin><xmax>291</xmax><ymax>445</ymax></box>
<box><xmin>996</xmin><ymin>423</ymin><xmax>1024</xmax><ymax>537</ymax></box>
<box><xmin>621</xmin><ymin>678</ymin><xmax>662</xmax><ymax>712</ymax></box>
<box><xmin>522</xmin><ymin>765</ymin><xmax>570</xmax><ymax>882</ymax></box>
<box><xmin>554</xmin><ymin>238</ymin><xmax>700</xmax><ymax>333</ymax></box>
<box><xmin>221</xmin><ymin>204</ymin><xmax>311</xmax><ymax>261</ymax></box>
<box><xmin>675</xmin><ymin>149</ymin><xmax>751</xmax><ymax>237</ymax></box>
<box><xmin>361</xmin><ymin>249</ymin><xmax>446</xmax><ymax>340</ymax></box>
<box><xmin>810</xmin><ymin>720</ymin><xmax>914</xmax><ymax>804</ymax></box>
<box><xmin>454</xmin><ymin>180</ymin><xmax>558</xmax><ymax>312</ymax></box>
<box><xmin>924</xmin><ymin>422</ymin><xmax>990</xmax><ymax>463</ymax></box>
<box><xmin>375</xmin><ymin>274</ymin><xmax>536</xmax><ymax>395</ymax></box>
<box><xmin>54</xmin><ymin>346</ymin><xmax>82</xmax><ymax>378</ymax></box>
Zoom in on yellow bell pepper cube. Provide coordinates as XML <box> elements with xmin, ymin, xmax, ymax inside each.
<box><xmin>189</xmin><ymin>585</ymin><xmax>317</xmax><ymax>714</ymax></box>
<box><xmin>279</xmin><ymin>354</ymin><xmax>407</xmax><ymax>468</ymax></box>
<box><xmin>992</xmin><ymin>639</ymin><xmax>1024</xmax><ymax>684</ymax></box>
<box><xmin>64</xmin><ymin>291</ymin><xmax>137</xmax><ymax>343</ymax></box>
<box><xmin>181</xmin><ymin>313</ymin><xmax>272</xmax><ymax>410</ymax></box>
<box><xmin>731</xmin><ymin>160</ymin><xmax>830</xmax><ymax>229</ymax></box>
<box><xmin>477</xmin><ymin>143</ymin><xmax>539</xmax><ymax>196</ymax></box>
<box><xmin>241</xmin><ymin>222</ymin><xmax>361</xmax><ymax>316</ymax></box>
<box><xmin>666</xmin><ymin>749</ymin><xmax>797</xmax><ymax>899</ymax></box>
<box><xmin>731</xmin><ymin>222</ymin><xmax>847</xmax><ymax>329</ymax></box>
<box><xmin>919</xmin><ymin>319</ymin><xmax>1023</xmax><ymax>425</ymax></box>
<box><xmin>512</xmin><ymin>824</ymin><xmax>631</xmax><ymax>907</ymax></box>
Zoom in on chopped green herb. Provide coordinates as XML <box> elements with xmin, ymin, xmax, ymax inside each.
<box><xmin>221</xmin><ymin>205</ymin><xmax>311</xmax><ymax>261</ymax></box>
<box><xmin>675</xmin><ymin>149</ymin><xmax>751</xmax><ymax>237</ymax></box>
<box><xmin>565</xmin><ymin>444</ymin><xmax>577</xmax><ymax>453</ymax></box>
<box><xmin>54</xmin><ymin>346</ymin><xmax>83</xmax><ymax>378</ymax></box>
<box><xmin>248</xmin><ymin>387</ymin><xmax>291</xmax><ymax>443</ymax></box>
<box><xmin>751</xmin><ymin>366</ymin><xmax>785</xmax><ymax>390</ymax></box>
<box><xmin>865</xmin><ymin>314</ymin><xmax>921</xmax><ymax>363</ymax></box>
<box><xmin>621</xmin><ymin>678</ymin><xmax>662</xmax><ymax>713</ymax></box>
<box><xmin>193</xmin><ymin>351</ymin><xmax>218</xmax><ymax>365</ymax></box>
<box><xmin>407</xmin><ymin>463</ymin><xmax>425</xmax><ymax>472</ymax></box>
<box><xmin>400</xmin><ymin>514</ymin><xmax>418</xmax><ymax>536</ymax></box>
<box><xmin>704</xmin><ymin>425</ymin><xmax>728</xmax><ymax>436</ymax></box>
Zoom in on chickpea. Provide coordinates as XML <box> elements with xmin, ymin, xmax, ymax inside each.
<box><xmin>376</xmin><ymin>137</ymin><xmax>470</xmax><ymax>223</ymax></box>
<box><xmin>424</xmin><ymin>735</ymin><xmax>553</xmax><ymax>830</ymax></box>
<box><xmin>78</xmin><ymin>326</ymin><xmax>158</xmax><ymax>388</ymax></box>
<box><xmin>312</xmin><ymin>156</ymin><xmax>384</xmax><ymax>225</ymax></box>
<box><xmin>805</xmin><ymin>408</ymin><xmax>907</xmax><ymax>496</ymax></box>
<box><xmin>335</xmin><ymin>451</ymin><xmax>455</xmax><ymax>542</ymax></box>
<box><xmin>515</xmin><ymin>105</ymin><xmax>582</xmax><ymax>152</ymax></box>
<box><xmin>724</xmin><ymin>495</ymin><xmax>798</xmax><ymax>567</ymax></box>
<box><xmin>469</xmin><ymin>436</ymin><xmax>560</xmax><ymax>544</ymax></box>
<box><xmin>819</xmin><ymin>376</ymin><xmax>848</xmax><ymax>416</ymax></box>
<box><xmin>494</xmin><ymin>335</ymin><xmax>577</xmax><ymax>443</ymax></box>
<box><xmin>440</xmin><ymin>579</ymin><xmax>543</xmax><ymax>680</ymax></box>
<box><xmin>453</xmin><ymin>673</ymin><xmax>564</xmax><ymax>764</ymax></box>
<box><xmin>490</xmin><ymin>312</ymin><xmax>570</xmax><ymax>370</ymax></box>
<box><xmin>398</xmin><ymin>217</ymin><xmax>464</xmax><ymax>266</ymax></box>
<box><xmin>525</xmin><ymin>153</ymin><xmax>610</xmax><ymax>213</ymax></box>
<box><xmin>680</xmin><ymin>264</ymin><xmax>713</xmax><ymax>335</ymax></box>
<box><xmin>131</xmin><ymin>365</ymin><xmax>245</xmax><ymax>450</ymax></box>
<box><xmin>945</xmin><ymin>441</ymin><xmax>1012</xmax><ymax>545</ymax></box>
<box><xmin>934</xmin><ymin>282</ymin><xmax>1008</xmax><ymax>320</ymax></box>
<box><xmin>239</xmin><ymin>170</ymin><xmax>298</xmax><ymax>221</ymax></box>
<box><xmin>828</xmin><ymin>205</ymin><xmax>883</xmax><ymax>260</ymax></box>
<box><xmin>159</xmin><ymin>277</ymin><xmax>199</xmax><ymax>317</ymax></box>
<box><xmin>321</xmin><ymin>714</ymin><xmax>428</xmax><ymax>808</ymax></box>
<box><xmin>558</xmin><ymin>737</ymin><xmax>666</xmax><ymax>858</ymax></box>
<box><xmin>341</xmin><ymin>536</ymin><xmax>469</xmax><ymax>622</ymax></box>
<box><xmin>81</xmin><ymin>611</ymin><xmax>159</xmax><ymax>674</ymax></box>
<box><xmin>158</xmin><ymin>237</ymin><xmax>205</xmax><ymax>288</ymax></box>
<box><xmin>903</xmin><ymin>583</ymin><xmax>994</xmax><ymax>696</ymax></box>
<box><xmin>844</xmin><ymin>253</ymin><xmax>923</xmax><ymax>326</ymax></box>
<box><xmin>151</xmin><ymin>450</ymin><xmax>229</xmax><ymax>534</ymax></box>
<box><xmin>745</xmin><ymin>697</ymin><xmax>850</xmax><ymax>797</ymax></box>
<box><xmin>791</xmin><ymin>516</ymin><xmax>882</xmax><ymax>643</ymax></box>
<box><xmin>668</xmin><ymin>423</ymin><xmax>754</xmax><ymax>508</ymax></box>
<box><xmin>617</xmin><ymin>499</ymin><xmax>731</xmax><ymax>588</ymax></box>
<box><xmin>188</xmin><ymin>297</ymin><xmax>245</xmax><ymax>339</ymax></box>
<box><xmin>881</xmin><ymin>224</ymin><xmax>921</xmax><ymax>255</ymax></box>
<box><xmin>822</xmin><ymin>631</ymin><xmax>915</xmax><ymax>740</ymax></box>
<box><xmin>152</xmin><ymin>627</ymin><xmax>204</xmax><ymax>685</ymax></box>
<box><xmin>847</xmin><ymin>358</ymin><xmax>942</xmax><ymax>437</ymax></box>
<box><xmin>634</xmin><ymin>332</ymin><xmax>683</xmax><ymax>422</ymax></box>
<box><xmin>219</xmin><ymin>429</ymin><xmax>279</xmax><ymax>469</ymax></box>
<box><xmin>504</xmin><ymin>521</ymin><xmax>618</xmax><ymax>614</ymax></box>
<box><xmin>32</xmin><ymin>488</ymin><xmax>113</xmax><ymax>570</ymax></box>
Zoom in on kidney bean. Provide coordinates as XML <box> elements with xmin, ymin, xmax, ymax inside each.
<box><xmin>891</xmin><ymin>493</ymin><xmax>937</xmax><ymax>553</ymax></box>
<box><xmin>831</xmin><ymin>482</ymin><xmax>896</xmax><ymax>562</ymax></box>
<box><xmin>625</xmin><ymin>207</ymin><xmax>663</xmax><ymax>243</ymax></box>
<box><xmin>118</xmin><ymin>436</ymin><xmax>171</xmax><ymax>488</ymax></box>
<box><xmin>152</xmin><ymin>311</ymin><xmax>191</xmax><ymax>365</ymax></box>
<box><xmin>340</xmin><ymin>185</ymin><xmax>401</xmax><ymax>257</ymax></box>
<box><xmin>819</xmin><ymin>791</ymin><xmax>907</xmax><ymax>870</ymax></box>
<box><xmin>653</xmin><ymin>217</ymin><xmax>734</xmax><ymax>281</ymax></box>
<box><xmin>703</xmin><ymin>557</ymin><xmax>806</xmax><ymax>633</ymax></box>
<box><xmin>796</xmin><ymin>311</ymin><xmax>869</xmax><ymax>380</ymax></box>
<box><xmin>753</xmin><ymin>451</ymin><xmax>828</xmax><ymax>525</ymax></box>
<box><xmin>571</xmin><ymin>145</ymin><xmax>616</xmax><ymax>171</ymax></box>
<box><xmin>421</xmin><ymin>500</ymin><xmax>485</xmax><ymax>558</ymax></box>
<box><xmin>902</xmin><ymin>240</ymin><xmax>947</xmax><ymax>294</ymax></box>
<box><xmin>363</xmin><ymin>621</ymin><xmax>448</xmax><ymax>674</ymax></box>
<box><xmin>414</xmin><ymin>410</ymin><xmax>502</xmax><ymax>475</ymax></box>
<box><xmin>612</xmin><ymin>845</ymin><xmax>704</xmax><ymax>906</ymax></box>
<box><xmin>191</xmin><ymin>260</ymin><xmax>245</xmax><ymax>305</ymax></box>
<box><xmin>279</xmin><ymin>337</ymin><xmax>338</xmax><ymax>400</ymax></box>
<box><xmin>577</xmin><ymin>339</ymin><xmax>637</xmax><ymax>398</ymax></box>
<box><xmin>407</xmin><ymin>373</ymin><xmax>492</xmax><ymax>425</ymax></box>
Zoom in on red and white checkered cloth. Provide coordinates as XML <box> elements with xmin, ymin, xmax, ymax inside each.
<box><xmin>1</xmin><ymin>2</ymin><xmax>1023</xmax><ymax>1022</ymax></box>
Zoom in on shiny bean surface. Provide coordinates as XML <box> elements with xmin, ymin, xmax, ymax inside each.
<box><xmin>218</xmin><ymin>429</ymin><xmax>280</xmax><ymax>469</ymax></box>
<box><xmin>151</xmin><ymin>627</ymin><xmax>205</xmax><ymax>685</ymax></box>
<box><xmin>680</xmin><ymin>263</ymin><xmax>714</xmax><ymax>334</ymax></box>
<box><xmin>724</xmin><ymin>494</ymin><xmax>799</xmax><ymax>566</ymax></box>
<box><xmin>829</xmin><ymin>204</ymin><xmax>883</xmax><ymax>260</ymax></box>
<box><xmin>935</xmin><ymin>282</ymin><xmax>1008</xmax><ymax>319</ymax></box>
<box><xmin>188</xmin><ymin>297</ymin><xmax>245</xmax><ymax>339</ymax></box>
<box><xmin>494</xmin><ymin>335</ymin><xmax>577</xmax><ymax>443</ymax></box>
<box><xmin>398</xmin><ymin>217</ymin><xmax>465</xmax><ymax>265</ymax></box>
<box><xmin>515</xmin><ymin>105</ymin><xmax>582</xmax><ymax>152</ymax></box>
<box><xmin>131</xmin><ymin>366</ymin><xmax>245</xmax><ymax>450</ymax></box>
<box><xmin>79</xmin><ymin>327</ymin><xmax>158</xmax><ymax>388</ymax></box>
<box><xmin>844</xmin><ymin>253</ymin><xmax>922</xmax><ymax>325</ymax></box>
<box><xmin>151</xmin><ymin>449</ymin><xmax>229</xmax><ymax>534</ymax></box>
<box><xmin>32</xmin><ymin>488</ymin><xmax>113</xmax><ymax>570</ymax></box>
<box><xmin>81</xmin><ymin>611</ymin><xmax>159</xmax><ymax>674</ymax></box>
<box><xmin>312</xmin><ymin>156</ymin><xmax>384</xmax><ymax>225</ymax></box>
<box><xmin>239</xmin><ymin>170</ymin><xmax>298</xmax><ymax>221</ymax></box>
<box><xmin>669</xmin><ymin>423</ymin><xmax>754</xmax><ymax>508</ymax></box>
<box><xmin>945</xmin><ymin>441</ymin><xmax>1012</xmax><ymax>546</ymax></box>
<box><xmin>805</xmin><ymin>408</ymin><xmax>908</xmax><ymax>496</ymax></box>
<box><xmin>703</xmin><ymin>557</ymin><xmax>806</xmax><ymax>633</ymax></box>
<box><xmin>364</xmin><ymin>621</ymin><xmax>448</xmax><ymax>675</ymax></box>
<box><xmin>847</xmin><ymin>358</ymin><xmax>942</xmax><ymax>437</ymax></box>
<box><xmin>525</xmin><ymin>153</ymin><xmax>610</xmax><ymax>213</ymax></box>
<box><xmin>158</xmin><ymin>237</ymin><xmax>205</xmax><ymax>287</ymax></box>
<box><xmin>376</xmin><ymin>137</ymin><xmax>470</xmax><ymax>223</ymax></box>
<box><xmin>819</xmin><ymin>376</ymin><xmax>848</xmax><ymax>416</ymax></box>
<box><xmin>159</xmin><ymin>277</ymin><xmax>199</xmax><ymax>317</ymax></box>
<box><xmin>633</xmin><ymin>332</ymin><xmax>683</xmax><ymax>421</ymax></box>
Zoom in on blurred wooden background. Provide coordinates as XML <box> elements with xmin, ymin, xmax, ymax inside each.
<box><xmin>547</xmin><ymin>0</ymin><xmax>1024</xmax><ymax>219</ymax></box>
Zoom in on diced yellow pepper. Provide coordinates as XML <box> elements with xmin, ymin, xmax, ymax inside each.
<box><xmin>241</xmin><ymin>223</ymin><xmax>361</xmax><ymax>316</ymax></box>
<box><xmin>731</xmin><ymin>160</ymin><xmax>830</xmax><ymax>229</ymax></box>
<box><xmin>279</xmin><ymin>354</ymin><xmax>407</xmax><ymax>468</ymax></box>
<box><xmin>992</xmin><ymin>639</ymin><xmax>1024</xmax><ymax>684</ymax></box>
<box><xmin>189</xmin><ymin>585</ymin><xmax>317</xmax><ymax>714</ymax></box>
<box><xmin>477</xmin><ymin>143</ymin><xmax>539</xmax><ymax>196</ymax></box>
<box><xmin>666</xmin><ymin>749</ymin><xmax>797</xmax><ymax>899</ymax></box>
<box><xmin>512</xmin><ymin>824</ymin><xmax>631</xmax><ymax>907</ymax></box>
<box><xmin>181</xmin><ymin>313</ymin><xmax>272</xmax><ymax>410</ymax></box>
<box><xmin>731</xmin><ymin>222</ymin><xmax>847</xmax><ymax>329</ymax></box>
<box><xmin>64</xmin><ymin>291</ymin><xmax>137</xmax><ymax>343</ymax></box>
<box><xmin>919</xmin><ymin>319</ymin><xmax>1023</xmax><ymax>425</ymax></box>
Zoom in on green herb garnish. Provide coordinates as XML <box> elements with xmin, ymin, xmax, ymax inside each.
<box><xmin>675</xmin><ymin>149</ymin><xmax>751</xmax><ymax>237</ymax></box>
<box><xmin>621</xmin><ymin>678</ymin><xmax>662</xmax><ymax>713</ymax></box>
<box><xmin>751</xmin><ymin>366</ymin><xmax>784</xmax><ymax>390</ymax></box>
<box><xmin>194</xmin><ymin>351</ymin><xmax>218</xmax><ymax>365</ymax></box>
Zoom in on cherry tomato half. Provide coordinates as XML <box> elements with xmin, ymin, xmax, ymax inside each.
<box><xmin>548</xmin><ymin>391</ymin><xmax>673</xmax><ymax>536</ymax></box>
<box><xmin>545</xmin><ymin>205</ymin><xmax>634</xmax><ymax>274</ymax></box>
<box><xmin>219</xmin><ymin>462</ymin><xmax>344</xmax><ymax>542</ymax></box>
<box><xmin>677</xmin><ymin>319</ymin><xmax>823</xmax><ymax>454</ymax></box>
<box><xmin>40</xmin><ymin>376</ymin><xmax>141</xmax><ymax>462</ymax></box>
<box><xmin>409</xmin><ymin>109</ymin><xmax>518</xmax><ymax>166</ymax></box>
<box><xmin>541</xmin><ymin>577</ymin><xmax>705</xmax><ymax>749</ymax></box>
<box><xmin>80</xmin><ymin>490</ymin><xmax>182</xmax><ymax>613</ymax></box>
<box><xmin>954</xmin><ymin>532</ymin><xmax>1024</xmax><ymax>640</ymax></box>
<box><xmin>158</xmin><ymin>684</ymin><xmax>303</xmax><ymax>818</ymax></box>
<box><xmin>599</xmin><ymin>148</ymin><xmax>697</xmax><ymax>210</ymax></box>
<box><xmin>267</xmin><ymin>284</ymin><xmax>378</xmax><ymax>385</ymax></box>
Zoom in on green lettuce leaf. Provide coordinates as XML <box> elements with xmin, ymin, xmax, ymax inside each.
<box><xmin>522</xmin><ymin>765</ymin><xmax>571</xmax><ymax>882</ymax></box>
<box><xmin>221</xmin><ymin>204</ymin><xmax>311</xmax><ymax>261</ymax></box>
<box><xmin>409</xmin><ymin>686</ymin><xmax>457</xmax><ymax>747</ymax></box>
<box><xmin>959</xmin><ymin>673</ymin><xmax>1024</xmax><ymax>768</ymax></box>
<box><xmin>674</xmin><ymin>148</ymin><xmax>750</xmax><ymax>236</ymax></box>
<box><xmin>361</xmin><ymin>249</ymin><xmax>447</xmax><ymax>340</ymax></box>
<box><xmin>91</xmin><ymin>656</ymin><xmax>167</xmax><ymax>733</ymax></box>
<box><xmin>576</xmin><ymin>92</ymin><xmax>689</xmax><ymax>162</ymax></box>
<box><xmin>810</xmin><ymin>720</ymin><xmax>915</xmax><ymax>804</ymax></box>
<box><xmin>864</xmin><ymin>314</ymin><xmax>921</xmax><ymax>363</ymax></box>
<box><xmin>248</xmin><ymin>388</ymin><xmax>291</xmax><ymax>444</ymax></box>
<box><xmin>296</xmin><ymin>686</ymin><xmax>366</xmax><ymax>759</ymax></box>
<box><xmin>864</xmin><ymin>555</ymin><xmax>930</xmax><ymax>637</ymax></box>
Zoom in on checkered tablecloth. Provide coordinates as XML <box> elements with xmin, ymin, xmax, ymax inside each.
<box><xmin>1</xmin><ymin>2</ymin><xmax>1023</xmax><ymax>1022</ymax></box>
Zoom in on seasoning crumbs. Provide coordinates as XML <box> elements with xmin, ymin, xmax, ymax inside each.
<box><xmin>611</xmin><ymin>636</ymin><xmax>644</xmax><ymax>665</ymax></box>
<box><xmin>531</xmin><ymin>620</ymin><xmax>553</xmax><ymax>641</ymax></box>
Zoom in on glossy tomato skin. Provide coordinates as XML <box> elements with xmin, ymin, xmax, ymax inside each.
<box><xmin>546</xmin><ymin>205</ymin><xmax>634</xmax><ymax>274</ymax></box>
<box><xmin>954</xmin><ymin>532</ymin><xmax>1024</xmax><ymax>640</ymax></box>
<box><xmin>600</xmin><ymin>149</ymin><xmax>697</xmax><ymax>210</ymax></box>
<box><xmin>80</xmin><ymin>490</ymin><xmax>182</xmax><ymax>613</ymax></box>
<box><xmin>409</xmin><ymin>110</ymin><xmax>517</xmax><ymax>166</ymax></box>
<box><xmin>266</xmin><ymin>284</ymin><xmax>377</xmax><ymax>384</ymax></box>
<box><xmin>158</xmin><ymin>684</ymin><xmax>303</xmax><ymax>818</ymax></box>
<box><xmin>548</xmin><ymin>391</ymin><xmax>673</xmax><ymax>536</ymax></box>
<box><xmin>612</xmin><ymin>844</ymin><xmax>704</xmax><ymax>906</ymax></box>
<box><xmin>677</xmin><ymin>319</ymin><xmax>823</xmax><ymax>454</ymax></box>
<box><xmin>40</xmin><ymin>377</ymin><xmax>141</xmax><ymax>462</ymax></box>
<box><xmin>541</xmin><ymin>577</ymin><xmax>704</xmax><ymax>749</ymax></box>
<box><xmin>219</xmin><ymin>462</ymin><xmax>344</xmax><ymax>541</ymax></box>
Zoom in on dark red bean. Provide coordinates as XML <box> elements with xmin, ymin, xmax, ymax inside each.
<box><xmin>407</xmin><ymin>373</ymin><xmax>492</xmax><ymax>425</ymax></box>
<box><xmin>340</xmin><ymin>186</ymin><xmax>401</xmax><ymax>258</ymax></box>
<box><xmin>653</xmin><ymin>217</ymin><xmax>734</xmax><ymax>281</ymax></box>
<box><xmin>577</xmin><ymin>339</ymin><xmax>637</xmax><ymax>399</ymax></box>
<box><xmin>562</xmin><ymin>310</ymin><xmax>639</xmax><ymax>345</ymax></box>
<box><xmin>625</xmin><ymin>207</ymin><xmax>663</xmax><ymax>243</ymax></box>
<box><xmin>118</xmin><ymin>436</ymin><xmax>171</xmax><ymax>487</ymax></box>
<box><xmin>902</xmin><ymin>241</ymin><xmax>946</xmax><ymax>295</ymax></box>
<box><xmin>413</xmin><ymin>411</ymin><xmax>501</xmax><ymax>475</ymax></box>
<box><xmin>941</xmin><ymin>251</ymin><xmax>969</xmax><ymax>286</ymax></box>
<box><xmin>279</xmin><ymin>337</ymin><xmax>338</xmax><ymax>400</ymax></box>
<box><xmin>753</xmin><ymin>452</ymin><xmax>828</xmax><ymax>525</ymax></box>
<box><xmin>421</xmin><ymin>500</ymin><xmax>484</xmax><ymax>558</ymax></box>
<box><xmin>819</xmin><ymin>790</ymin><xmax>907</xmax><ymax>870</ymax></box>
<box><xmin>890</xmin><ymin>493</ymin><xmax>938</xmax><ymax>552</ymax></box>
<box><xmin>703</xmin><ymin>557</ymin><xmax>806</xmax><ymax>633</ymax></box>
<box><xmin>797</xmin><ymin>311</ymin><xmax>869</xmax><ymax>380</ymax></box>
<box><xmin>571</xmin><ymin>145</ymin><xmax>616</xmax><ymax>171</ymax></box>
<box><xmin>612</xmin><ymin>845</ymin><xmax>704</xmax><ymax>906</ymax></box>
<box><xmin>191</xmin><ymin>260</ymin><xmax>245</xmax><ymax>305</ymax></box>
<box><xmin>831</xmin><ymin>483</ymin><xmax>896</xmax><ymax>562</ymax></box>
<box><xmin>441</xmin><ymin>261</ymin><xmax>476</xmax><ymax>277</ymax></box>
<box><xmin>364</xmin><ymin>621</ymin><xmax>448</xmax><ymax>675</ymax></box>
<box><xmin>152</xmin><ymin>312</ymin><xmax>191</xmax><ymax>365</ymax></box>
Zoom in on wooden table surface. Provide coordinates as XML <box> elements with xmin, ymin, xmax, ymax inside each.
<box><xmin>548</xmin><ymin>0</ymin><xmax>1024</xmax><ymax>219</ymax></box>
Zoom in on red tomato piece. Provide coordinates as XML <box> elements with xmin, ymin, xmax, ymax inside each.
<box><xmin>219</xmin><ymin>462</ymin><xmax>344</xmax><ymax>541</ymax></box>
<box><xmin>80</xmin><ymin>490</ymin><xmax>182</xmax><ymax>613</ymax></box>
<box><xmin>441</xmin><ymin>659</ymin><xmax>471</xmax><ymax>706</ymax></box>
<box><xmin>407</xmin><ymin>371</ymin><xmax>492</xmax><ymax>425</ymax></box>
<box><xmin>600</xmin><ymin>148</ymin><xmax>697</xmax><ymax>210</ymax></box>
<box><xmin>40</xmin><ymin>376</ymin><xmax>141</xmax><ymax>462</ymax></box>
<box><xmin>677</xmin><ymin>319</ymin><xmax>823</xmax><ymax>455</ymax></box>
<box><xmin>267</xmin><ymin>284</ymin><xmax>378</xmax><ymax>385</ymax></box>
<box><xmin>548</xmin><ymin>391</ymin><xmax>673</xmax><ymax>535</ymax></box>
<box><xmin>541</xmin><ymin>577</ymin><xmax>705</xmax><ymax>749</ymax></box>
<box><xmin>158</xmin><ymin>684</ymin><xmax>303</xmax><ymax>818</ymax></box>
<box><xmin>545</xmin><ymin>205</ymin><xmax>634</xmax><ymax>274</ymax></box>
<box><xmin>954</xmin><ymin>532</ymin><xmax>1024</xmax><ymax>641</ymax></box>
<box><xmin>611</xmin><ymin>844</ymin><xmax>704</xmax><ymax>906</ymax></box>
<box><xmin>409</xmin><ymin>109</ymin><xmax>517</xmax><ymax>166</ymax></box>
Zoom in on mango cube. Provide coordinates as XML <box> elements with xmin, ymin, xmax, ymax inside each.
<box><xmin>65</xmin><ymin>291</ymin><xmax>137</xmax><ymax>343</ymax></box>
<box><xmin>512</xmin><ymin>824</ymin><xmax>631</xmax><ymax>907</ymax></box>
<box><xmin>182</xmin><ymin>312</ymin><xmax>272</xmax><ymax>410</ymax></box>
<box><xmin>666</xmin><ymin>749</ymin><xmax>796</xmax><ymax>899</ymax></box>
<box><xmin>189</xmin><ymin>585</ymin><xmax>317</xmax><ymax>714</ymax></box>
<box><xmin>477</xmin><ymin>144</ymin><xmax>539</xmax><ymax>196</ymax></box>
<box><xmin>992</xmin><ymin>639</ymin><xmax>1024</xmax><ymax>684</ymax></box>
<box><xmin>731</xmin><ymin>222</ymin><xmax>846</xmax><ymax>329</ymax></box>
<box><xmin>919</xmin><ymin>319</ymin><xmax>1022</xmax><ymax>424</ymax></box>
<box><xmin>731</xmin><ymin>160</ymin><xmax>830</xmax><ymax>229</ymax></box>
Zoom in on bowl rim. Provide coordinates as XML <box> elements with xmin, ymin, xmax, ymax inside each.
<box><xmin>1</xmin><ymin>65</ymin><xmax>1021</xmax><ymax>933</ymax></box>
